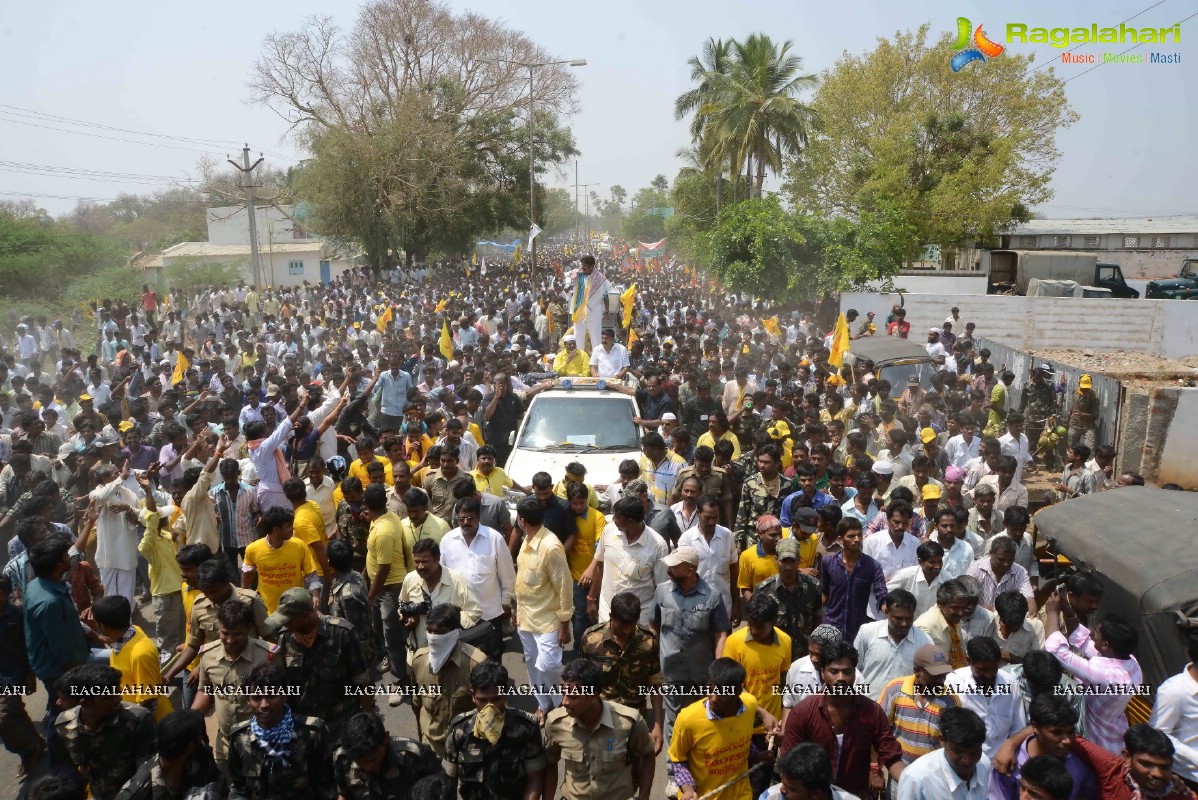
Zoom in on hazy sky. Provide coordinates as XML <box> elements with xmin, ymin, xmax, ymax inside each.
<box><xmin>1</xmin><ymin>0</ymin><xmax>1193</xmax><ymax>221</ymax></box>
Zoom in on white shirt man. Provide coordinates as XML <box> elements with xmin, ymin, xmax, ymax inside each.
<box><xmin>1149</xmin><ymin>660</ymin><xmax>1198</xmax><ymax>784</ymax></box>
<box><xmin>944</xmin><ymin>433</ymin><xmax>980</xmax><ymax>471</ymax></box>
<box><xmin>854</xmin><ymin>617</ymin><xmax>933</xmax><ymax>702</ymax></box>
<box><xmin>676</xmin><ymin>515</ymin><xmax>737</xmax><ymax>615</ymax></box>
<box><xmin>894</xmin><ymin>745</ymin><xmax>990</xmax><ymax>800</ymax></box>
<box><xmin>887</xmin><ymin>564</ymin><xmax>947</xmax><ymax>618</ymax></box>
<box><xmin>590</xmin><ymin>339</ymin><xmax>630</xmax><ymax>379</ymax></box>
<box><xmin>592</xmin><ymin>520</ymin><xmax>668</xmax><ymax>625</ymax></box>
<box><xmin>946</xmin><ymin>663</ymin><xmax>1026</xmax><ymax>759</ymax></box>
<box><xmin>438</xmin><ymin>523</ymin><xmax>516</xmax><ymax>623</ymax></box>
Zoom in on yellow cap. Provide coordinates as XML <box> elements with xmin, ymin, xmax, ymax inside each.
<box><xmin>920</xmin><ymin>427</ymin><xmax>937</xmax><ymax>444</ymax></box>
<box><xmin>922</xmin><ymin>484</ymin><xmax>942</xmax><ymax>501</ymax></box>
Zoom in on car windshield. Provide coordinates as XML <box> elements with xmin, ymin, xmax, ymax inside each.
<box><xmin>879</xmin><ymin>362</ymin><xmax>934</xmax><ymax>395</ymax></box>
<box><xmin>517</xmin><ymin>395</ymin><xmax>639</xmax><ymax>451</ymax></box>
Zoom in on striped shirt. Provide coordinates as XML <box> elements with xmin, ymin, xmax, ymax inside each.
<box><xmin>879</xmin><ymin>675</ymin><xmax>961</xmax><ymax>764</ymax></box>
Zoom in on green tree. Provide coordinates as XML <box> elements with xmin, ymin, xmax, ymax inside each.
<box><xmin>620</xmin><ymin>176</ymin><xmax>671</xmax><ymax>243</ymax></box>
<box><xmin>0</xmin><ymin>204</ymin><xmax>125</xmax><ymax>301</ymax></box>
<box><xmin>699</xmin><ymin>197</ymin><xmax>812</xmax><ymax>300</ymax></box>
<box><xmin>785</xmin><ymin>24</ymin><xmax>1077</xmax><ymax>266</ymax></box>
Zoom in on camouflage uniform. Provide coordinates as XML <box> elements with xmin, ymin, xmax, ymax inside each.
<box><xmin>443</xmin><ymin>707</ymin><xmax>547</xmax><ymax>800</ymax></box>
<box><xmin>752</xmin><ymin>573</ymin><xmax>823</xmax><ymax>658</ymax></box>
<box><xmin>114</xmin><ymin>747</ymin><xmax>223</xmax><ymax>800</ymax></box>
<box><xmin>734</xmin><ymin>472</ymin><xmax>786</xmax><ymax>552</ymax></box>
<box><xmin>336</xmin><ymin>501</ymin><xmax>371</xmax><ymax>572</ymax></box>
<box><xmin>1020</xmin><ymin>377</ymin><xmax>1058</xmax><ymax>465</ymax></box>
<box><xmin>580</xmin><ymin>621</ymin><xmax>663</xmax><ymax>714</ymax></box>
<box><xmin>329</xmin><ymin>571</ymin><xmax>381</xmax><ymax>683</ymax></box>
<box><xmin>53</xmin><ymin>703</ymin><xmax>157</xmax><ymax>800</ymax></box>
<box><xmin>227</xmin><ymin>712</ymin><xmax>335</xmax><ymax>800</ymax></box>
<box><xmin>274</xmin><ymin>616</ymin><xmax>370</xmax><ymax>739</ymax></box>
<box><xmin>195</xmin><ymin>638</ymin><xmax>275</xmax><ymax>769</ymax></box>
<box><xmin>332</xmin><ymin>735</ymin><xmax>443</xmax><ymax>800</ymax></box>
<box><xmin>410</xmin><ymin>643</ymin><xmax>488</xmax><ymax>758</ymax></box>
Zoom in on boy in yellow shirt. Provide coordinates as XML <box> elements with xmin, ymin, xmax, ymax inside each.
<box><xmin>134</xmin><ymin>466</ymin><xmax>186</xmax><ymax>655</ymax></box>
<box><xmin>564</xmin><ymin>483</ymin><xmax>603</xmax><ymax>655</ymax></box>
<box><xmin>242</xmin><ymin>505</ymin><xmax>319</xmax><ymax>613</ymax></box>
<box><xmin>283</xmin><ymin>477</ymin><xmax>332</xmax><ymax>602</ymax></box>
<box><xmin>91</xmin><ymin>595</ymin><xmax>174</xmax><ymax>722</ymax></box>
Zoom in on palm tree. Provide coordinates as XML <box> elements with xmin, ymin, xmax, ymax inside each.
<box><xmin>697</xmin><ymin>34</ymin><xmax>818</xmax><ymax>198</ymax></box>
<box><xmin>674</xmin><ymin>38</ymin><xmax>734</xmax><ymax>142</ymax></box>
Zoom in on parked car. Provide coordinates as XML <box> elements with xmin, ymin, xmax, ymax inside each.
<box><xmin>1145</xmin><ymin>258</ymin><xmax>1198</xmax><ymax>299</ymax></box>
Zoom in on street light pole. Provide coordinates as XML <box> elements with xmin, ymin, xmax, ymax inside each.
<box><xmin>477</xmin><ymin>55</ymin><xmax>586</xmax><ymax>278</ymax></box>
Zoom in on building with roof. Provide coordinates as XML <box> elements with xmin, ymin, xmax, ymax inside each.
<box><xmin>157</xmin><ymin>203</ymin><xmax>358</xmax><ymax>287</ymax></box>
<box><xmin>1001</xmin><ymin>217</ymin><xmax>1198</xmax><ymax>279</ymax></box>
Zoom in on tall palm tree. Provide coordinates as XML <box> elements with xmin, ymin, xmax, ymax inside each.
<box><xmin>699</xmin><ymin>34</ymin><xmax>818</xmax><ymax>198</ymax></box>
<box><xmin>674</xmin><ymin>38</ymin><xmax>734</xmax><ymax>142</ymax></box>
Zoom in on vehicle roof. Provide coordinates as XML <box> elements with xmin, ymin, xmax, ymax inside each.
<box><xmin>848</xmin><ymin>337</ymin><xmax>935</xmax><ymax>366</ymax></box>
<box><xmin>531</xmin><ymin>388</ymin><xmax>636</xmax><ymax>401</ymax></box>
<box><xmin>1033</xmin><ymin>486</ymin><xmax>1198</xmax><ymax>685</ymax></box>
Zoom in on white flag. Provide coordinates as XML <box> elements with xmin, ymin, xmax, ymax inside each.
<box><xmin>480</xmin><ymin>257</ymin><xmax>487</xmax><ymax>275</ymax></box>
<box><xmin>529</xmin><ymin>223</ymin><xmax>542</xmax><ymax>244</ymax></box>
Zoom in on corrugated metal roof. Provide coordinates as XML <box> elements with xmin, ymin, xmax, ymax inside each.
<box><xmin>162</xmin><ymin>242</ymin><xmax>324</xmax><ymax>257</ymax></box>
<box><xmin>1012</xmin><ymin>217</ymin><xmax>1198</xmax><ymax>235</ymax></box>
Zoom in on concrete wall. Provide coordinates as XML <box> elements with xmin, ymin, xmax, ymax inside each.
<box><xmin>1154</xmin><ymin>389</ymin><xmax>1198</xmax><ymax>488</ymax></box>
<box><xmin>1002</xmin><ymin>245</ymin><xmax>1195</xmax><ymax>279</ymax></box>
<box><xmin>207</xmin><ymin>205</ymin><xmax>310</xmax><ymax>246</ymax></box>
<box><xmin>840</xmin><ymin>291</ymin><xmax>1198</xmax><ymax>358</ymax></box>
<box><xmin>161</xmin><ymin>251</ymin><xmax>353</xmax><ymax>288</ymax></box>
<box><xmin>857</xmin><ymin>273</ymin><xmax>989</xmax><ymax>295</ymax></box>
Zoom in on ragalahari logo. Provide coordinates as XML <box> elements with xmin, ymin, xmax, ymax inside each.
<box><xmin>951</xmin><ymin>17</ymin><xmax>1005</xmax><ymax>71</ymax></box>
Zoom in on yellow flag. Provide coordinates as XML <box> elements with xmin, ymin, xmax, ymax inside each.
<box><xmin>761</xmin><ymin>316</ymin><xmax>781</xmax><ymax>337</ymax></box>
<box><xmin>435</xmin><ymin>298</ymin><xmax>447</xmax><ymax>313</ymax></box>
<box><xmin>829</xmin><ymin>313</ymin><xmax>850</xmax><ymax>368</ymax></box>
<box><xmin>171</xmin><ymin>351</ymin><xmax>189</xmax><ymax>385</ymax></box>
<box><xmin>440</xmin><ymin>320</ymin><xmax>454</xmax><ymax>359</ymax></box>
<box><xmin>628</xmin><ymin>327</ymin><xmax>639</xmax><ymax>345</ymax></box>
<box><xmin>376</xmin><ymin>305</ymin><xmax>393</xmax><ymax>334</ymax></box>
<box><xmin>471</xmin><ymin>252</ymin><xmax>478</xmax><ymax>266</ymax></box>
<box><xmin>513</xmin><ymin>244</ymin><xmax>521</xmax><ymax>264</ymax></box>
<box><xmin>620</xmin><ymin>283</ymin><xmax>637</xmax><ymax>329</ymax></box>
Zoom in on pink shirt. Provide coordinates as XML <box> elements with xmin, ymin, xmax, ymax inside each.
<box><xmin>1045</xmin><ymin>624</ymin><xmax>1143</xmax><ymax>754</ymax></box>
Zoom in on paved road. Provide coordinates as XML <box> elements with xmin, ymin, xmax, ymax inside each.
<box><xmin>3</xmin><ymin>600</ymin><xmax>679</xmax><ymax>799</ymax></box>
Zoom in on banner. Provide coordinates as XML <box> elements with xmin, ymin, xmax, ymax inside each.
<box><xmin>475</xmin><ymin>239</ymin><xmax>521</xmax><ymax>252</ymax></box>
<box><xmin>639</xmin><ymin>238</ymin><xmax>666</xmax><ymax>252</ymax></box>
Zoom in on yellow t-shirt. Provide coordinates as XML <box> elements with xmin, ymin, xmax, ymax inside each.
<box><xmin>399</xmin><ymin>513</ymin><xmax>450</xmax><ymax>546</ymax></box>
<box><xmin>566</xmin><ymin>507</ymin><xmax>603</xmax><ymax>582</ymax></box>
<box><xmin>473</xmin><ymin>466</ymin><xmax>514</xmax><ymax>496</ymax></box>
<box><xmin>349</xmin><ymin>455</ymin><xmax>394</xmax><ymax>486</ymax></box>
<box><xmin>366</xmin><ymin>512</ymin><xmax>410</xmax><ymax>586</ymax></box>
<box><xmin>291</xmin><ymin>500</ymin><xmax>329</xmax><ymax>577</ymax></box>
<box><xmin>737</xmin><ymin>544</ymin><xmax>780</xmax><ymax>592</ymax></box>
<box><xmin>721</xmin><ymin>627</ymin><xmax>792</xmax><ymax>728</ymax></box>
<box><xmin>667</xmin><ymin>692</ymin><xmax>759</xmax><ymax>800</ymax></box>
<box><xmin>136</xmin><ymin>511</ymin><xmax>183</xmax><ymax>596</ymax></box>
<box><xmin>467</xmin><ymin>421</ymin><xmax>485</xmax><ymax>447</ymax></box>
<box><xmin>243</xmin><ymin>538</ymin><xmax>317</xmax><ymax>614</ymax></box>
<box><xmin>553</xmin><ymin>479</ymin><xmax>600</xmax><ymax>510</ymax></box>
<box><xmin>552</xmin><ymin>348</ymin><xmax>590</xmax><ymax>377</ymax></box>
<box><xmin>111</xmin><ymin>625</ymin><xmax>175</xmax><ymax>722</ymax></box>
<box><xmin>696</xmin><ymin>430</ymin><xmax>741</xmax><ymax>460</ymax></box>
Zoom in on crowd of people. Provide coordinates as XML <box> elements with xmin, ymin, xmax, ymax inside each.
<box><xmin>0</xmin><ymin>242</ymin><xmax>1192</xmax><ymax>800</ymax></box>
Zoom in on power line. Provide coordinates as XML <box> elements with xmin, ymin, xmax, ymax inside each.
<box><xmin>0</xmin><ymin>165</ymin><xmax>198</xmax><ymax>187</ymax></box>
<box><xmin>0</xmin><ymin>113</ymin><xmax>219</xmax><ymax>154</ymax></box>
<box><xmin>1059</xmin><ymin>10</ymin><xmax>1197</xmax><ymax>85</ymax></box>
<box><xmin>0</xmin><ymin>190</ymin><xmax>117</xmax><ymax>202</ymax></box>
<box><xmin>0</xmin><ymin>104</ymin><xmax>244</xmax><ymax>147</ymax></box>
<box><xmin>1024</xmin><ymin>0</ymin><xmax>1172</xmax><ymax>75</ymax></box>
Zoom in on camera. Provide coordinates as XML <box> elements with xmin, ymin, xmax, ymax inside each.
<box><xmin>399</xmin><ymin>600</ymin><xmax>431</xmax><ymax>618</ymax></box>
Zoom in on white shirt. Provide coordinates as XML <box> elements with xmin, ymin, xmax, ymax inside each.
<box><xmin>306</xmin><ymin>475</ymin><xmax>337</xmax><ymax>531</ymax></box>
<box><xmin>997</xmin><ymin>432</ymin><xmax>1032</xmax><ymax>485</ymax></box>
<box><xmin>593</xmin><ymin>523</ymin><xmax>669</xmax><ymax>625</ymax></box>
<box><xmin>862</xmin><ymin>531</ymin><xmax>921</xmax><ymax>580</ymax></box>
<box><xmin>895</xmin><ymin>747</ymin><xmax>990</xmax><ymax>800</ymax></box>
<box><xmin>590</xmin><ymin>343</ymin><xmax>630</xmax><ymax>378</ymax></box>
<box><xmin>438</xmin><ymin>525</ymin><xmax>516</xmax><ymax>620</ymax></box>
<box><xmin>944</xmin><ymin>435</ymin><xmax>980</xmax><ymax>470</ymax></box>
<box><xmin>886</xmin><ymin>565</ymin><xmax>946</xmax><ymax>618</ymax></box>
<box><xmin>781</xmin><ymin>656</ymin><xmax>866</xmax><ymax>709</ymax></box>
<box><xmin>721</xmin><ymin>379</ymin><xmax>757</xmax><ymax>414</ymax></box>
<box><xmin>1149</xmin><ymin>665</ymin><xmax>1198</xmax><ymax>783</ymax></box>
<box><xmin>670</xmin><ymin>501</ymin><xmax>700</xmax><ymax>536</ymax></box>
<box><xmin>677</xmin><ymin>524</ymin><xmax>737</xmax><ymax>614</ymax></box>
<box><xmin>853</xmin><ymin>619</ymin><xmax>933</xmax><ymax>701</ymax></box>
<box><xmin>926</xmin><ymin>342</ymin><xmax>947</xmax><ymax>362</ymax></box>
<box><xmin>975</xmin><ymin>475</ymin><xmax>1028</xmax><ymax>514</ymax></box>
<box><xmin>934</xmin><ymin>535</ymin><xmax>976</xmax><ymax>581</ymax></box>
<box><xmin>90</xmin><ymin>480</ymin><xmax>142</xmax><ymax>571</ymax></box>
<box><xmin>945</xmin><ymin>666</ymin><xmax>1026</xmax><ymax>758</ymax></box>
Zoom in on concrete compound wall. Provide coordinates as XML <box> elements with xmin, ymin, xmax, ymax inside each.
<box><xmin>1151</xmin><ymin>388</ymin><xmax>1198</xmax><ymax>488</ymax></box>
<box><xmin>840</xmin><ymin>292</ymin><xmax>1198</xmax><ymax>358</ymax></box>
<box><xmin>860</xmin><ymin>273</ymin><xmax>989</xmax><ymax>295</ymax></box>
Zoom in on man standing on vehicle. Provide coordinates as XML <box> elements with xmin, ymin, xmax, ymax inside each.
<box><xmin>567</xmin><ymin>255</ymin><xmax>612</xmax><ymax>353</ymax></box>
<box><xmin>590</xmin><ymin>328</ymin><xmax>630</xmax><ymax>379</ymax></box>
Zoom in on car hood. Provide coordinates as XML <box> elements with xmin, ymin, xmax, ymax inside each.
<box><xmin>504</xmin><ymin>448</ymin><xmax>636</xmax><ymax>489</ymax></box>
<box><xmin>1148</xmin><ymin>278</ymin><xmax>1194</xmax><ymax>289</ymax></box>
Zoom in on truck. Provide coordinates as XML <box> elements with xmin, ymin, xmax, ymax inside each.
<box><xmin>1145</xmin><ymin>258</ymin><xmax>1198</xmax><ymax>299</ymax></box>
<box><xmin>984</xmin><ymin>250</ymin><xmax>1139</xmax><ymax>298</ymax></box>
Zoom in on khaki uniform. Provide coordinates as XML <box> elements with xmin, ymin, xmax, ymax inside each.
<box><xmin>195</xmin><ymin>638</ymin><xmax>275</xmax><ymax>766</ymax></box>
<box><xmin>332</xmin><ymin>735</ymin><xmax>442</xmax><ymax>800</ymax></box>
<box><xmin>410</xmin><ymin>642</ymin><xmax>488</xmax><ymax>757</ymax></box>
<box><xmin>580</xmin><ymin>622</ymin><xmax>663</xmax><ymax>712</ymax></box>
<box><xmin>53</xmin><ymin>703</ymin><xmax>157</xmax><ymax>800</ymax></box>
<box><xmin>227</xmin><ymin>713</ymin><xmax>335</xmax><ymax>800</ymax></box>
<box><xmin>186</xmin><ymin>586</ymin><xmax>271</xmax><ymax>650</ymax></box>
<box><xmin>275</xmin><ymin>615</ymin><xmax>370</xmax><ymax>738</ymax></box>
<box><xmin>543</xmin><ymin>700</ymin><xmax>655</xmax><ymax>800</ymax></box>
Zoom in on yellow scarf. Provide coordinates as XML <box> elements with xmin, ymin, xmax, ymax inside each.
<box><xmin>473</xmin><ymin>703</ymin><xmax>505</xmax><ymax>745</ymax></box>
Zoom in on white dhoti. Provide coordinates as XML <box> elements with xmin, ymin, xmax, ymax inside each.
<box><xmin>577</xmin><ymin>306</ymin><xmax>604</xmax><ymax>354</ymax></box>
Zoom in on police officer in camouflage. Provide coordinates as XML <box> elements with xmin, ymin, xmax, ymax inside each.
<box><xmin>226</xmin><ymin>662</ymin><xmax>336</xmax><ymax>800</ymax></box>
<box><xmin>115</xmin><ymin>710</ymin><xmax>222</xmax><ymax>800</ymax></box>
<box><xmin>580</xmin><ymin>591</ymin><xmax>665</xmax><ymax>753</ymax></box>
<box><xmin>266</xmin><ymin>587</ymin><xmax>373</xmax><ymax>739</ymax></box>
<box><xmin>332</xmin><ymin>712</ymin><xmax>443</xmax><ymax>800</ymax></box>
<box><xmin>443</xmin><ymin>661</ymin><xmax>546</xmax><ymax>800</ymax></box>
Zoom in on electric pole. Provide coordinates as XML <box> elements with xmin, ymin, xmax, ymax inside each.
<box><xmin>228</xmin><ymin>145</ymin><xmax>265</xmax><ymax>288</ymax></box>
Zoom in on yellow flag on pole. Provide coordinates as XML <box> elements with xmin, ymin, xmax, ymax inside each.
<box><xmin>761</xmin><ymin>316</ymin><xmax>781</xmax><ymax>337</ymax></box>
<box><xmin>440</xmin><ymin>320</ymin><xmax>454</xmax><ymax>359</ymax></box>
<box><xmin>171</xmin><ymin>351</ymin><xmax>189</xmax><ymax>385</ymax></box>
<box><xmin>620</xmin><ymin>283</ymin><xmax>637</xmax><ymax>329</ymax></box>
<box><xmin>435</xmin><ymin>298</ymin><xmax>447</xmax><ymax>313</ymax></box>
<box><xmin>627</xmin><ymin>327</ymin><xmax>639</xmax><ymax>346</ymax></box>
<box><xmin>829</xmin><ymin>313</ymin><xmax>850</xmax><ymax>368</ymax></box>
<box><xmin>376</xmin><ymin>305</ymin><xmax>393</xmax><ymax>334</ymax></box>
<box><xmin>471</xmin><ymin>252</ymin><xmax>478</xmax><ymax>266</ymax></box>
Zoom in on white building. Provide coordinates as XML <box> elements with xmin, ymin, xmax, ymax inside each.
<box><xmin>159</xmin><ymin>204</ymin><xmax>358</xmax><ymax>287</ymax></box>
<box><xmin>1003</xmin><ymin>217</ymin><xmax>1198</xmax><ymax>279</ymax></box>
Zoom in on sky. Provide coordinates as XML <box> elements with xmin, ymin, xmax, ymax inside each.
<box><xmin>1</xmin><ymin>0</ymin><xmax>1194</xmax><ymax>222</ymax></box>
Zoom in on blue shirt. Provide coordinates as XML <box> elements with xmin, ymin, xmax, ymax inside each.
<box><xmin>779</xmin><ymin>489</ymin><xmax>839</xmax><ymax>526</ymax></box>
<box><xmin>23</xmin><ymin>576</ymin><xmax>89</xmax><ymax>681</ymax></box>
<box><xmin>373</xmin><ymin>369</ymin><xmax>415</xmax><ymax>416</ymax></box>
<box><xmin>820</xmin><ymin>552</ymin><xmax>888</xmax><ymax>642</ymax></box>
